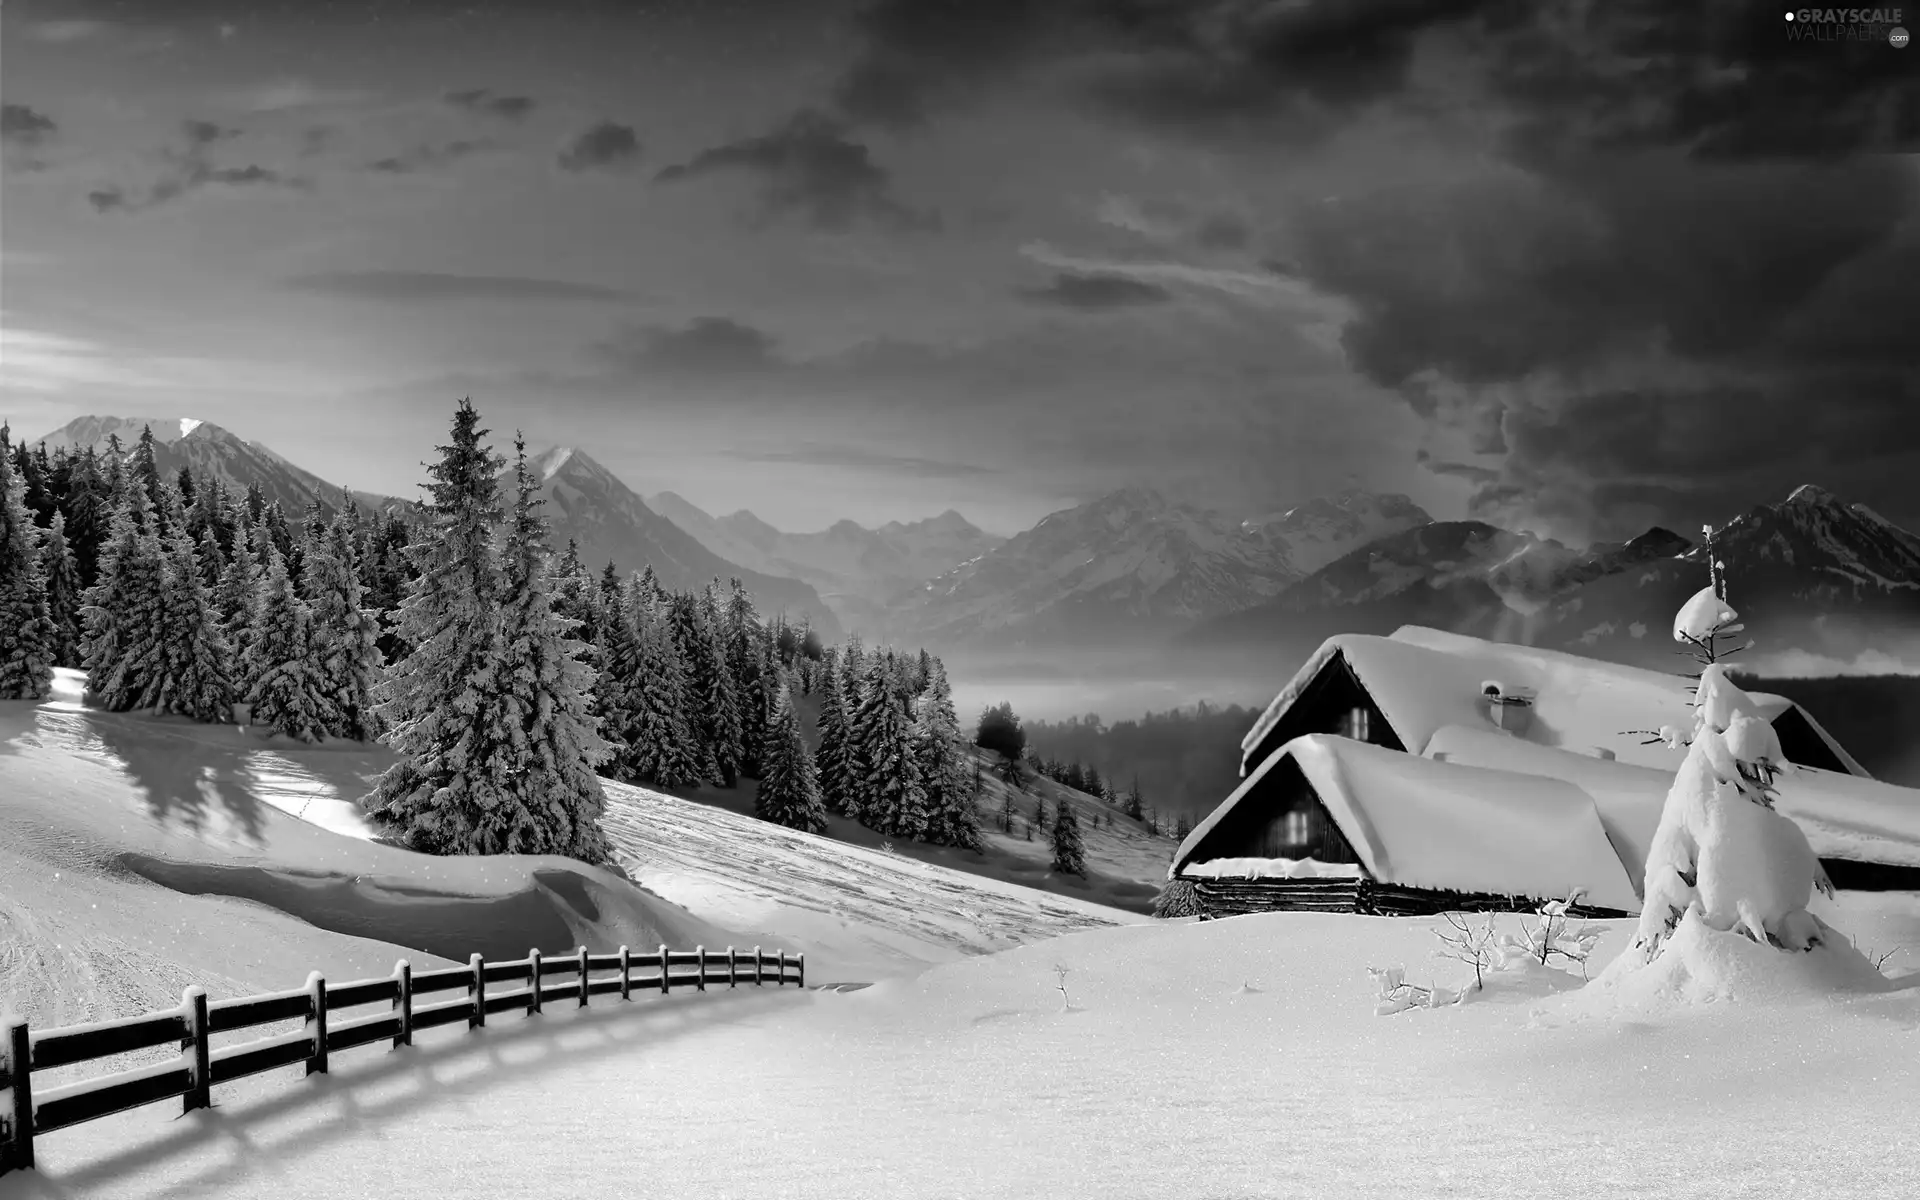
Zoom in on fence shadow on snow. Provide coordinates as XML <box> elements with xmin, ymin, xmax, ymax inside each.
<box><xmin>1</xmin><ymin>943</ymin><xmax>804</xmax><ymax>1190</ymax></box>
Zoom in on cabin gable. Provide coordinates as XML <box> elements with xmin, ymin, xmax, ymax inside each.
<box><xmin>1183</xmin><ymin>754</ymin><xmax>1362</xmax><ymax>870</ymax></box>
<box><xmin>1241</xmin><ymin>652</ymin><xmax>1404</xmax><ymax>776</ymax></box>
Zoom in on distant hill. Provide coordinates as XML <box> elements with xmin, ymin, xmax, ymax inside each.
<box><xmin>32</xmin><ymin>415</ymin><xmax>412</xmax><ymax>518</ymax></box>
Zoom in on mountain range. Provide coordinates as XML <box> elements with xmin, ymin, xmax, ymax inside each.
<box><xmin>646</xmin><ymin>492</ymin><xmax>1004</xmax><ymax>633</ymax></box>
<box><xmin>30</xmin><ymin>416</ymin><xmax>1920</xmax><ymax>680</ymax></box>
<box><xmin>1176</xmin><ymin>485</ymin><xmax>1920</xmax><ymax>679</ymax></box>
<box><xmin>34</xmin><ymin>416</ymin><xmax>409</xmax><ymax>519</ymax></box>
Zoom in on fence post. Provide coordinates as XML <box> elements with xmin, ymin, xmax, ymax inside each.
<box><xmin>695</xmin><ymin>946</ymin><xmax>706</xmax><ymax>992</ymax></box>
<box><xmin>797</xmin><ymin>953</ymin><xmax>805</xmax><ymax>989</ymax></box>
<box><xmin>578</xmin><ymin>946</ymin><xmax>590</xmax><ymax>1009</ymax></box>
<box><xmin>754</xmin><ymin>946</ymin><xmax>763</xmax><ymax>986</ymax></box>
<box><xmin>528</xmin><ymin>949</ymin><xmax>543</xmax><ymax>1015</ymax></box>
<box><xmin>182</xmin><ymin>987</ymin><xmax>211</xmax><ymax>1114</ymax></box>
<box><xmin>658</xmin><ymin>944</ymin><xmax>669</xmax><ymax>994</ymax></box>
<box><xmin>5</xmin><ymin>1018</ymin><xmax>34</xmax><ymax>1174</ymax></box>
<box><xmin>618</xmin><ymin>946</ymin><xmax>631</xmax><ymax>1001</ymax></box>
<box><xmin>728</xmin><ymin>946</ymin><xmax>737</xmax><ymax>988</ymax></box>
<box><xmin>305</xmin><ymin>972</ymin><xmax>329</xmax><ymax>1076</ymax></box>
<box><xmin>777</xmin><ymin>950</ymin><xmax>786</xmax><ymax>987</ymax></box>
<box><xmin>469</xmin><ymin>953</ymin><xmax>486</xmax><ymax>1030</ymax></box>
<box><xmin>393</xmin><ymin>960</ymin><xmax>413</xmax><ymax>1049</ymax></box>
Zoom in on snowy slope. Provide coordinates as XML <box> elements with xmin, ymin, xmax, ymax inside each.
<box><xmin>7</xmin><ymin>906</ymin><xmax>1915</xmax><ymax>1200</ymax></box>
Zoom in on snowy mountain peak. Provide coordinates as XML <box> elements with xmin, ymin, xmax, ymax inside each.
<box><xmin>178</xmin><ymin>417</ymin><xmax>203</xmax><ymax>438</ymax></box>
<box><xmin>1784</xmin><ymin>483</ymin><xmax>1838</xmax><ymax>508</ymax></box>
<box><xmin>536</xmin><ymin>446</ymin><xmax>577</xmax><ymax>481</ymax></box>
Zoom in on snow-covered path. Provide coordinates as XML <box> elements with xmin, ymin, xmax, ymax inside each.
<box><xmin>7</xmin><ymin>912</ymin><xmax>1917</xmax><ymax>1200</ymax></box>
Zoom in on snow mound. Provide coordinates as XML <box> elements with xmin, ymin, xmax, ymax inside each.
<box><xmin>1563</xmin><ymin>908</ymin><xmax>1904</xmax><ymax>1016</ymax></box>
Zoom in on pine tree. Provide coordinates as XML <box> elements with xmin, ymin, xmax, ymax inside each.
<box><xmin>722</xmin><ymin>579</ymin><xmax>768</xmax><ymax>776</ymax></box>
<box><xmin>130</xmin><ymin>425</ymin><xmax>166</xmax><ymax>534</ymax></box>
<box><xmin>625</xmin><ymin>584</ymin><xmax>705</xmax><ymax>788</ymax></box>
<box><xmin>813</xmin><ymin>647</ymin><xmax>856</xmax><ymax>815</ymax></box>
<box><xmin>303</xmin><ymin>510</ymin><xmax>384</xmax><ymax>740</ymax></box>
<box><xmin>998</xmin><ymin>777</ymin><xmax>1015</xmax><ymax>833</ymax></box>
<box><xmin>80</xmin><ymin>490</ymin><xmax>168</xmax><ymax>711</ymax></box>
<box><xmin>1124</xmin><ymin>776</ymin><xmax>1146</xmax><ymax>821</ymax></box>
<box><xmin>58</xmin><ymin>447</ymin><xmax>110</xmax><ymax>589</ymax></box>
<box><xmin>0</xmin><ymin>447</ymin><xmax>58</xmax><ymax>699</ymax></box>
<box><xmin>754</xmin><ymin>670</ymin><xmax>828</xmax><ymax>834</ymax></box>
<box><xmin>912</xmin><ymin>659</ymin><xmax>982</xmax><ymax>850</ymax></box>
<box><xmin>216</xmin><ymin>520</ymin><xmax>263</xmax><ymax>673</ymax></box>
<box><xmin>243</xmin><ymin>546</ymin><xmax>328</xmax><ymax>741</ymax></box>
<box><xmin>1051</xmin><ymin>796</ymin><xmax>1087</xmax><ymax>876</ymax></box>
<box><xmin>41</xmin><ymin>510</ymin><xmax>84</xmax><ymax>668</ymax></box>
<box><xmin>677</xmin><ymin>586</ymin><xmax>742</xmax><ymax>786</ymax></box>
<box><xmin>487</xmin><ymin>436</ymin><xmax>613</xmax><ymax>861</ymax></box>
<box><xmin>152</xmin><ymin>511</ymin><xmax>236</xmax><ymax>724</ymax></box>
<box><xmin>595</xmin><ymin>584</ymin><xmax>646</xmax><ymax>783</ymax></box>
<box><xmin>365</xmin><ymin>398</ymin><xmax>520</xmax><ymax>850</ymax></box>
<box><xmin>848</xmin><ymin>657</ymin><xmax>928</xmax><ymax>838</ymax></box>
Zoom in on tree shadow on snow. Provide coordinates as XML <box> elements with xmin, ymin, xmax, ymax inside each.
<box><xmin>19</xmin><ymin>987</ymin><xmax>802</xmax><ymax>1199</ymax></box>
<box><xmin>84</xmin><ymin>713</ymin><xmax>267</xmax><ymax>847</ymax></box>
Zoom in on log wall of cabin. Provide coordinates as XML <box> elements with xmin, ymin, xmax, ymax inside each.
<box><xmin>1242</xmin><ymin>654</ymin><xmax>1403</xmax><ymax>776</ymax></box>
<box><xmin>1184</xmin><ymin>754</ymin><xmax>1360</xmax><ymax>867</ymax></box>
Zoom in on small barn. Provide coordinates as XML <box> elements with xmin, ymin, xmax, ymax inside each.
<box><xmin>1172</xmin><ymin>625</ymin><xmax>1920</xmax><ymax>919</ymax></box>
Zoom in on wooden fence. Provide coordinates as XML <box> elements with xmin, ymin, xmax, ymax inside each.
<box><xmin>0</xmin><ymin>943</ymin><xmax>803</xmax><ymax>1176</ymax></box>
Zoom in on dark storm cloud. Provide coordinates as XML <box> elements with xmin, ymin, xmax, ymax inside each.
<box><xmin>595</xmin><ymin>317</ymin><xmax>787</xmax><ymax>376</ymax></box>
<box><xmin>727</xmin><ymin>444</ymin><xmax>998</xmax><ymax>479</ymax></box>
<box><xmin>284</xmin><ymin>271</ymin><xmax>630</xmax><ymax>303</ymax></box>
<box><xmin>557</xmin><ymin>121</ymin><xmax>641</xmax><ymax>172</ymax></box>
<box><xmin>444</xmin><ymin>88</ymin><xmax>536</xmax><ymax>120</ymax></box>
<box><xmin>1</xmin><ymin>103</ymin><xmax>58</xmax><ymax>147</ymax></box>
<box><xmin>654</xmin><ymin>111</ymin><xmax>934</xmax><ymax>232</ymax></box>
<box><xmin>1018</xmin><ymin>271</ymin><xmax>1173</xmax><ymax>311</ymax></box>
<box><xmin>369</xmin><ymin>139</ymin><xmax>489</xmax><ymax>174</ymax></box>
<box><xmin>831</xmin><ymin>0</ymin><xmax>1057</xmax><ymax>130</ymax></box>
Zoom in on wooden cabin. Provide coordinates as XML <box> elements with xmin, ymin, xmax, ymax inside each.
<box><xmin>1171</xmin><ymin>625</ymin><xmax>1920</xmax><ymax>919</ymax></box>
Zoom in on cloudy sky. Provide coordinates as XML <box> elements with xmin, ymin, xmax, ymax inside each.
<box><xmin>3</xmin><ymin>0</ymin><xmax>1916</xmax><ymax>540</ymax></box>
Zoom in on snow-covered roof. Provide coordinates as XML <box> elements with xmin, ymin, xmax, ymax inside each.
<box><xmin>1772</xmin><ymin>768</ymin><xmax>1920</xmax><ymax>869</ymax></box>
<box><xmin>1239</xmin><ymin>625</ymin><xmax>1863</xmax><ymax>778</ymax></box>
<box><xmin>1177</xmin><ymin>734</ymin><xmax>1643</xmax><ymax>913</ymax></box>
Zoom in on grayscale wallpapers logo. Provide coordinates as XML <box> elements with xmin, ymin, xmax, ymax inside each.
<box><xmin>1784</xmin><ymin>8</ymin><xmax>1908</xmax><ymax>43</ymax></box>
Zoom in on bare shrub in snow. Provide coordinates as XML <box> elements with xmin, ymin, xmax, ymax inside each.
<box><xmin>1506</xmin><ymin>892</ymin><xmax>1601</xmax><ymax>979</ymax></box>
<box><xmin>1367</xmin><ymin>964</ymin><xmax>1461</xmax><ymax>1015</ymax></box>
<box><xmin>1433</xmin><ymin>912</ymin><xmax>1501</xmax><ymax>992</ymax></box>
<box><xmin>1053</xmin><ymin>964</ymin><xmax>1073</xmax><ymax>1011</ymax></box>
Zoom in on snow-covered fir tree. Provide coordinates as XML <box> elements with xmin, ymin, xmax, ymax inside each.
<box><xmin>848</xmin><ymin>657</ymin><xmax>929</xmax><ymax>838</ymax></box>
<box><xmin>812</xmin><ymin>647</ymin><xmax>857</xmax><ymax>814</ymax></box>
<box><xmin>912</xmin><ymin>659</ymin><xmax>982</xmax><ymax>850</ymax></box>
<box><xmin>151</xmin><ymin>509</ymin><xmax>236</xmax><ymax>723</ymax></box>
<box><xmin>624</xmin><ymin>582</ymin><xmax>705</xmax><ymax>788</ymax></box>
<box><xmin>595</xmin><ymin>583</ymin><xmax>647</xmax><ymax>784</ymax></box>
<box><xmin>129</xmin><ymin>425</ymin><xmax>167</xmax><ymax>535</ymax></box>
<box><xmin>80</xmin><ymin>491</ymin><xmax>169</xmax><ymax>711</ymax></box>
<box><xmin>680</xmin><ymin>585</ymin><xmax>743</xmax><ymax>786</ymax></box>
<box><xmin>365</xmin><ymin>399</ymin><xmax>519</xmax><ymax>849</ymax></box>
<box><xmin>722</xmin><ymin>579</ymin><xmax>768</xmax><ymax>776</ymax></box>
<box><xmin>1625</xmin><ymin>567</ymin><xmax>1846</xmax><ymax>965</ymax></box>
<box><xmin>0</xmin><ymin>446</ymin><xmax>58</xmax><ymax>699</ymax></box>
<box><xmin>303</xmin><ymin>510</ymin><xmax>385</xmax><ymax>741</ymax></box>
<box><xmin>41</xmin><ymin>510</ymin><xmax>85</xmax><ymax>668</ymax></box>
<box><xmin>484</xmin><ymin>437</ymin><xmax>613</xmax><ymax>861</ymax></box>
<box><xmin>754</xmin><ymin>670</ymin><xmax>828</xmax><ymax>834</ymax></box>
<box><xmin>216</xmin><ymin>520</ymin><xmax>263</xmax><ymax>672</ymax></box>
<box><xmin>243</xmin><ymin>546</ymin><xmax>328</xmax><ymax>741</ymax></box>
<box><xmin>1050</xmin><ymin>796</ymin><xmax>1086</xmax><ymax>876</ymax></box>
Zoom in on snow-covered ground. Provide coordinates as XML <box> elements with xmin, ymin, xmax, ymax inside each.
<box><xmin>5</xmin><ymin>906</ymin><xmax>1916</xmax><ymax>1200</ymax></box>
<box><xmin>6</xmin><ymin>670</ymin><xmax>1920</xmax><ymax>1199</ymax></box>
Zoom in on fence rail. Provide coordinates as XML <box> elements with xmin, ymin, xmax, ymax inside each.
<box><xmin>0</xmin><ymin>943</ymin><xmax>802</xmax><ymax>1176</ymax></box>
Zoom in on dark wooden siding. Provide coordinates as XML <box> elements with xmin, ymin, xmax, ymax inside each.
<box><xmin>1185</xmin><ymin>754</ymin><xmax>1360</xmax><ymax>868</ymax></box>
<box><xmin>1822</xmin><ymin>857</ymin><xmax>1920</xmax><ymax>891</ymax></box>
<box><xmin>1242</xmin><ymin>653</ymin><xmax>1403</xmax><ymax>776</ymax></box>
<box><xmin>1770</xmin><ymin>707</ymin><xmax>1854</xmax><ymax>775</ymax></box>
<box><xmin>1185</xmin><ymin>876</ymin><xmax>1630</xmax><ymax>920</ymax></box>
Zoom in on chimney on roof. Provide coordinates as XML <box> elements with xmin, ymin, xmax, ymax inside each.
<box><xmin>1481</xmin><ymin>679</ymin><xmax>1536</xmax><ymax>736</ymax></box>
